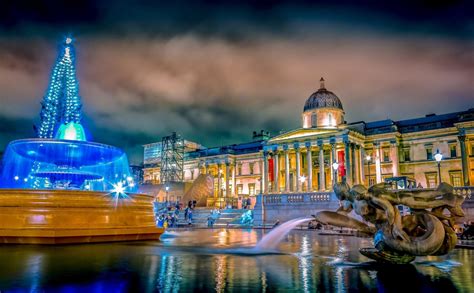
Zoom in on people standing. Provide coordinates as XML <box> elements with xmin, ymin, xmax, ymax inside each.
<box><xmin>188</xmin><ymin>208</ymin><xmax>193</xmax><ymax>225</ymax></box>
<box><xmin>184</xmin><ymin>207</ymin><xmax>189</xmax><ymax>221</ymax></box>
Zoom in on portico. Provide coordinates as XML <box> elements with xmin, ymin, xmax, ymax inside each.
<box><xmin>261</xmin><ymin>129</ymin><xmax>366</xmax><ymax>193</ymax></box>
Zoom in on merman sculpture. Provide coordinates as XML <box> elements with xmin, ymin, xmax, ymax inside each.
<box><xmin>314</xmin><ymin>181</ymin><xmax>465</xmax><ymax>264</ymax></box>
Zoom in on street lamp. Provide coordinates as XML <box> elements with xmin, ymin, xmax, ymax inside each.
<box><xmin>299</xmin><ymin>175</ymin><xmax>306</xmax><ymax>191</ymax></box>
<box><xmin>434</xmin><ymin>149</ymin><xmax>443</xmax><ymax>184</ymax></box>
<box><xmin>165</xmin><ymin>185</ymin><xmax>170</xmax><ymax>205</ymax></box>
<box><xmin>366</xmin><ymin>154</ymin><xmax>372</xmax><ymax>187</ymax></box>
<box><xmin>332</xmin><ymin>161</ymin><xmax>339</xmax><ymax>185</ymax></box>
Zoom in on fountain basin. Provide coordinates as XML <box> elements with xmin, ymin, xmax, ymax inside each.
<box><xmin>0</xmin><ymin>189</ymin><xmax>163</xmax><ymax>244</ymax></box>
<box><xmin>0</xmin><ymin>139</ymin><xmax>135</xmax><ymax>191</ymax></box>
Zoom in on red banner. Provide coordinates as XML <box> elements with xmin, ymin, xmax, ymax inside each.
<box><xmin>338</xmin><ymin>150</ymin><xmax>346</xmax><ymax>177</ymax></box>
<box><xmin>268</xmin><ymin>158</ymin><xmax>274</xmax><ymax>182</ymax></box>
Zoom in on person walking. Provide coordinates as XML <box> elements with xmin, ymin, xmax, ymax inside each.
<box><xmin>184</xmin><ymin>207</ymin><xmax>189</xmax><ymax>221</ymax></box>
<box><xmin>188</xmin><ymin>208</ymin><xmax>193</xmax><ymax>225</ymax></box>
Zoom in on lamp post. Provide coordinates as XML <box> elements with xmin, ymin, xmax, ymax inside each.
<box><xmin>366</xmin><ymin>154</ymin><xmax>372</xmax><ymax>187</ymax></box>
<box><xmin>165</xmin><ymin>185</ymin><xmax>170</xmax><ymax>206</ymax></box>
<box><xmin>332</xmin><ymin>162</ymin><xmax>339</xmax><ymax>185</ymax></box>
<box><xmin>434</xmin><ymin>149</ymin><xmax>443</xmax><ymax>184</ymax></box>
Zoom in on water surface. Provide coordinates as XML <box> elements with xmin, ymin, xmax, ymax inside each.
<box><xmin>0</xmin><ymin>229</ymin><xmax>472</xmax><ymax>292</ymax></box>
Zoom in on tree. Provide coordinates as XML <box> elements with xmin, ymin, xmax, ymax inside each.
<box><xmin>36</xmin><ymin>36</ymin><xmax>82</xmax><ymax>138</ymax></box>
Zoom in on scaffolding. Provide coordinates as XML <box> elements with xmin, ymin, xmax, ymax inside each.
<box><xmin>160</xmin><ymin>132</ymin><xmax>184</xmax><ymax>184</ymax></box>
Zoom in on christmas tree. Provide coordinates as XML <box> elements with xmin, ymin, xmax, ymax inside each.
<box><xmin>36</xmin><ymin>36</ymin><xmax>82</xmax><ymax>138</ymax></box>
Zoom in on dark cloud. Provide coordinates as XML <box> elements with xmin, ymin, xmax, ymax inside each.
<box><xmin>0</xmin><ymin>1</ymin><xmax>473</xmax><ymax>164</ymax></box>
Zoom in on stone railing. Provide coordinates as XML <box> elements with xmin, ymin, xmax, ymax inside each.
<box><xmin>263</xmin><ymin>192</ymin><xmax>335</xmax><ymax>205</ymax></box>
<box><xmin>261</xmin><ymin>186</ymin><xmax>474</xmax><ymax>205</ymax></box>
<box><xmin>454</xmin><ymin>186</ymin><xmax>473</xmax><ymax>201</ymax></box>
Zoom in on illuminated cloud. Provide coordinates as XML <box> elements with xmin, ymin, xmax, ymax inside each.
<box><xmin>0</xmin><ymin>1</ymin><xmax>472</xmax><ymax>163</ymax></box>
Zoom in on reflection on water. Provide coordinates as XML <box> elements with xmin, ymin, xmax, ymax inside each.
<box><xmin>0</xmin><ymin>229</ymin><xmax>472</xmax><ymax>292</ymax></box>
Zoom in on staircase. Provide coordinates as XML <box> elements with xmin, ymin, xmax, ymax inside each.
<box><xmin>154</xmin><ymin>204</ymin><xmax>250</xmax><ymax>228</ymax></box>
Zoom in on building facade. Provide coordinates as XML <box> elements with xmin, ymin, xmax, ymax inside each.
<box><xmin>143</xmin><ymin>78</ymin><xmax>474</xmax><ymax>206</ymax></box>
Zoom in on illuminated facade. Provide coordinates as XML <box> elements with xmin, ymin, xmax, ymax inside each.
<box><xmin>143</xmin><ymin>78</ymin><xmax>474</xmax><ymax>205</ymax></box>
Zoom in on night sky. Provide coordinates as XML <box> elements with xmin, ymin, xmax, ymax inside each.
<box><xmin>0</xmin><ymin>1</ymin><xmax>473</xmax><ymax>164</ymax></box>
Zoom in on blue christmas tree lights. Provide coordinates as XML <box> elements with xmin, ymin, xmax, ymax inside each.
<box><xmin>37</xmin><ymin>36</ymin><xmax>83</xmax><ymax>138</ymax></box>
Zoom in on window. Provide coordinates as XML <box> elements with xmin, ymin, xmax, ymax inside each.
<box><xmin>367</xmin><ymin>176</ymin><xmax>376</xmax><ymax>186</ymax></box>
<box><xmin>426</xmin><ymin>148</ymin><xmax>433</xmax><ymax>160</ymax></box>
<box><xmin>237</xmin><ymin>164</ymin><xmax>242</xmax><ymax>175</ymax></box>
<box><xmin>450</xmin><ymin>144</ymin><xmax>457</xmax><ymax>158</ymax></box>
<box><xmin>425</xmin><ymin>173</ymin><xmax>438</xmax><ymax>188</ymax></box>
<box><xmin>450</xmin><ymin>172</ymin><xmax>462</xmax><ymax>187</ymax></box>
<box><xmin>403</xmin><ymin>148</ymin><xmax>410</xmax><ymax>162</ymax></box>
<box><xmin>311</xmin><ymin>113</ymin><xmax>317</xmax><ymax>127</ymax></box>
<box><xmin>249</xmin><ymin>162</ymin><xmax>254</xmax><ymax>175</ymax></box>
<box><xmin>237</xmin><ymin>184</ymin><xmax>243</xmax><ymax>195</ymax></box>
<box><xmin>248</xmin><ymin>183</ymin><xmax>256</xmax><ymax>195</ymax></box>
<box><xmin>328</xmin><ymin>113</ymin><xmax>333</xmax><ymax>126</ymax></box>
<box><xmin>383</xmin><ymin>148</ymin><xmax>390</xmax><ymax>162</ymax></box>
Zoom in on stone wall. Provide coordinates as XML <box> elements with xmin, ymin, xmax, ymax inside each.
<box><xmin>253</xmin><ymin>192</ymin><xmax>339</xmax><ymax>226</ymax></box>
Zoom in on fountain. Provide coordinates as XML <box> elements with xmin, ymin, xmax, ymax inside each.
<box><xmin>0</xmin><ymin>139</ymin><xmax>133</xmax><ymax>191</ymax></box>
<box><xmin>314</xmin><ymin>181</ymin><xmax>466</xmax><ymax>264</ymax></box>
<box><xmin>0</xmin><ymin>37</ymin><xmax>163</xmax><ymax>244</ymax></box>
<box><xmin>255</xmin><ymin>218</ymin><xmax>312</xmax><ymax>250</ymax></box>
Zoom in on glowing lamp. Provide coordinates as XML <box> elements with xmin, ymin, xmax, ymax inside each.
<box><xmin>332</xmin><ymin>162</ymin><xmax>339</xmax><ymax>171</ymax></box>
<box><xmin>434</xmin><ymin>150</ymin><xmax>443</xmax><ymax>162</ymax></box>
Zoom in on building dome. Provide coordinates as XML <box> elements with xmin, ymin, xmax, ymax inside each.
<box><xmin>301</xmin><ymin>78</ymin><xmax>345</xmax><ymax>129</ymax></box>
<box><xmin>303</xmin><ymin>78</ymin><xmax>343</xmax><ymax>111</ymax></box>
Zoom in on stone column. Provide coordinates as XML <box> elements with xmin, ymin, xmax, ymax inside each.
<box><xmin>216</xmin><ymin>163</ymin><xmax>221</xmax><ymax>198</ymax></box>
<box><xmin>459</xmin><ymin>134</ymin><xmax>471</xmax><ymax>186</ymax></box>
<box><xmin>232</xmin><ymin>162</ymin><xmax>236</xmax><ymax>196</ymax></box>
<box><xmin>263</xmin><ymin>152</ymin><xmax>268</xmax><ymax>193</ymax></box>
<box><xmin>203</xmin><ymin>162</ymin><xmax>208</xmax><ymax>175</ymax></box>
<box><xmin>359</xmin><ymin>146</ymin><xmax>365</xmax><ymax>185</ymax></box>
<box><xmin>391</xmin><ymin>141</ymin><xmax>400</xmax><ymax>177</ymax></box>
<box><xmin>375</xmin><ymin>143</ymin><xmax>382</xmax><ymax>183</ymax></box>
<box><xmin>273</xmin><ymin>152</ymin><xmax>280</xmax><ymax>192</ymax></box>
<box><xmin>354</xmin><ymin>145</ymin><xmax>362</xmax><ymax>184</ymax></box>
<box><xmin>330</xmin><ymin>142</ymin><xmax>336</xmax><ymax>184</ymax></box>
<box><xmin>305</xmin><ymin>142</ymin><xmax>313</xmax><ymax>192</ymax></box>
<box><xmin>318</xmin><ymin>141</ymin><xmax>326</xmax><ymax>191</ymax></box>
<box><xmin>294</xmin><ymin>144</ymin><xmax>301</xmax><ymax>192</ymax></box>
<box><xmin>284</xmin><ymin>146</ymin><xmax>290</xmax><ymax>192</ymax></box>
<box><xmin>351</xmin><ymin>143</ymin><xmax>357</xmax><ymax>184</ymax></box>
<box><xmin>225</xmin><ymin>163</ymin><xmax>230</xmax><ymax>198</ymax></box>
<box><xmin>344</xmin><ymin>140</ymin><xmax>352</xmax><ymax>185</ymax></box>
<box><xmin>351</xmin><ymin>143</ymin><xmax>358</xmax><ymax>184</ymax></box>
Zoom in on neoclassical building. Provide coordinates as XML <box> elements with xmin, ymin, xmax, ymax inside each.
<box><xmin>143</xmin><ymin>78</ymin><xmax>474</xmax><ymax>206</ymax></box>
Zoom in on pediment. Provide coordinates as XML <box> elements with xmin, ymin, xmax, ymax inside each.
<box><xmin>268</xmin><ymin>128</ymin><xmax>341</xmax><ymax>143</ymax></box>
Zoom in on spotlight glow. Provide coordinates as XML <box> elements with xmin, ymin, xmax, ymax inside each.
<box><xmin>110</xmin><ymin>182</ymin><xmax>126</xmax><ymax>196</ymax></box>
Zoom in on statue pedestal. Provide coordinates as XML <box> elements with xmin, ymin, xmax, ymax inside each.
<box><xmin>0</xmin><ymin>189</ymin><xmax>163</xmax><ymax>244</ymax></box>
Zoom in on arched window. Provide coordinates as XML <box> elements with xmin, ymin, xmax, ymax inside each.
<box><xmin>311</xmin><ymin>113</ymin><xmax>317</xmax><ymax>127</ymax></box>
<box><xmin>328</xmin><ymin>113</ymin><xmax>333</xmax><ymax>126</ymax></box>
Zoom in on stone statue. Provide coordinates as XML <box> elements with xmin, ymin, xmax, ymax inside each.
<box><xmin>182</xmin><ymin>174</ymin><xmax>214</xmax><ymax>207</ymax></box>
<box><xmin>313</xmin><ymin>181</ymin><xmax>465</xmax><ymax>264</ymax></box>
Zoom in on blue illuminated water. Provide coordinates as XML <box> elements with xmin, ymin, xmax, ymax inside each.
<box><xmin>0</xmin><ymin>229</ymin><xmax>472</xmax><ymax>292</ymax></box>
<box><xmin>0</xmin><ymin>138</ymin><xmax>135</xmax><ymax>192</ymax></box>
